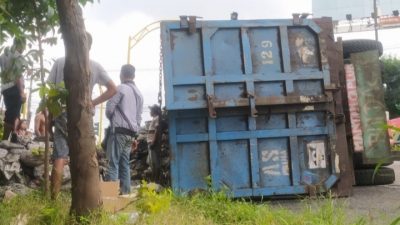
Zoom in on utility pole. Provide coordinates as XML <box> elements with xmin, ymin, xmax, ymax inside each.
<box><xmin>373</xmin><ymin>0</ymin><xmax>379</xmax><ymax>41</ymax></box>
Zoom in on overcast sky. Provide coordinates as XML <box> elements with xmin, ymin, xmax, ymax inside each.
<box><xmin>61</xmin><ymin>0</ymin><xmax>313</xmax><ymax>124</ymax></box>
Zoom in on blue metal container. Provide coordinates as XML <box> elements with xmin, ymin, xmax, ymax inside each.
<box><xmin>161</xmin><ymin>17</ymin><xmax>339</xmax><ymax>197</ymax></box>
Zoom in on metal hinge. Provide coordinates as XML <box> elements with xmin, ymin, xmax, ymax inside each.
<box><xmin>292</xmin><ymin>13</ymin><xmax>311</xmax><ymax>25</ymax></box>
<box><xmin>179</xmin><ymin>15</ymin><xmax>201</xmax><ymax>34</ymax></box>
<box><xmin>247</xmin><ymin>92</ymin><xmax>258</xmax><ymax>118</ymax></box>
<box><xmin>325</xmin><ymin>84</ymin><xmax>340</xmax><ymax>92</ymax></box>
<box><xmin>207</xmin><ymin>95</ymin><xmax>217</xmax><ymax>118</ymax></box>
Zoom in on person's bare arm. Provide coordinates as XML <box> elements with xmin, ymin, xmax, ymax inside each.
<box><xmin>34</xmin><ymin>114</ymin><xmax>42</xmax><ymax>136</ymax></box>
<box><xmin>92</xmin><ymin>80</ymin><xmax>117</xmax><ymax>107</ymax></box>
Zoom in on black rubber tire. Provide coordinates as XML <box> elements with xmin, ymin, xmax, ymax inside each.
<box><xmin>342</xmin><ymin>39</ymin><xmax>383</xmax><ymax>59</ymax></box>
<box><xmin>354</xmin><ymin>167</ymin><xmax>395</xmax><ymax>186</ymax></box>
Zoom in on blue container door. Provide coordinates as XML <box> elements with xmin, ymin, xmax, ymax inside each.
<box><xmin>162</xmin><ymin>19</ymin><xmax>339</xmax><ymax>197</ymax></box>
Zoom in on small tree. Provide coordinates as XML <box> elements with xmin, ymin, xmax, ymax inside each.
<box><xmin>381</xmin><ymin>56</ymin><xmax>400</xmax><ymax>118</ymax></box>
<box><xmin>1</xmin><ymin>0</ymin><xmax>60</xmax><ymax>195</ymax></box>
<box><xmin>1</xmin><ymin>0</ymin><xmax>100</xmax><ymax>217</ymax></box>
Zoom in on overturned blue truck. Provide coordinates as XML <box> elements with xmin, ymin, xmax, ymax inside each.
<box><xmin>158</xmin><ymin>15</ymin><xmax>397</xmax><ymax>198</ymax></box>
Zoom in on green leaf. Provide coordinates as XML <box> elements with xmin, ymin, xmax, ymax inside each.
<box><xmin>48</xmin><ymin>88</ymin><xmax>59</xmax><ymax>97</ymax></box>
<box><xmin>47</xmin><ymin>100</ymin><xmax>62</xmax><ymax>117</ymax></box>
<box><xmin>38</xmin><ymin>85</ymin><xmax>48</xmax><ymax>99</ymax></box>
<box><xmin>390</xmin><ymin>216</ymin><xmax>400</xmax><ymax>225</ymax></box>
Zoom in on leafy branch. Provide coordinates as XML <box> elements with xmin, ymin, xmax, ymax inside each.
<box><xmin>38</xmin><ymin>82</ymin><xmax>68</xmax><ymax>117</ymax></box>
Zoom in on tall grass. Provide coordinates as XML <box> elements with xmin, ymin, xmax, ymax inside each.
<box><xmin>135</xmin><ymin>187</ymin><xmax>363</xmax><ymax>225</ymax></box>
<box><xmin>0</xmin><ymin>191</ymin><xmax>130</xmax><ymax>225</ymax></box>
<box><xmin>0</xmin><ymin>188</ymin><xmax>394</xmax><ymax>225</ymax></box>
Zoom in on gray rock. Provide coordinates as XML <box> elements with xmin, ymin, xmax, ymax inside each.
<box><xmin>4</xmin><ymin>190</ymin><xmax>17</xmax><ymax>201</ymax></box>
<box><xmin>5</xmin><ymin>153</ymin><xmax>20</xmax><ymax>163</ymax></box>
<box><xmin>61</xmin><ymin>180</ymin><xmax>71</xmax><ymax>191</ymax></box>
<box><xmin>2</xmin><ymin>161</ymin><xmax>21</xmax><ymax>180</ymax></box>
<box><xmin>0</xmin><ymin>140</ymin><xmax>24</xmax><ymax>150</ymax></box>
<box><xmin>0</xmin><ymin>183</ymin><xmax>32</xmax><ymax>199</ymax></box>
<box><xmin>10</xmin><ymin>148</ymin><xmax>28</xmax><ymax>156</ymax></box>
<box><xmin>20</xmin><ymin>152</ymin><xmax>44</xmax><ymax>167</ymax></box>
<box><xmin>0</xmin><ymin>148</ymin><xmax>8</xmax><ymax>158</ymax></box>
<box><xmin>9</xmin><ymin>183</ymin><xmax>32</xmax><ymax>195</ymax></box>
<box><xmin>27</xmin><ymin>142</ymin><xmax>45</xmax><ymax>151</ymax></box>
<box><xmin>63</xmin><ymin>165</ymin><xmax>71</xmax><ymax>183</ymax></box>
<box><xmin>33</xmin><ymin>165</ymin><xmax>44</xmax><ymax>180</ymax></box>
<box><xmin>0</xmin><ymin>159</ymin><xmax>4</xmax><ymax>171</ymax></box>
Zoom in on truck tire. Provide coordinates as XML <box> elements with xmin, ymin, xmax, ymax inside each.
<box><xmin>342</xmin><ymin>39</ymin><xmax>383</xmax><ymax>59</ymax></box>
<box><xmin>354</xmin><ymin>167</ymin><xmax>395</xmax><ymax>186</ymax></box>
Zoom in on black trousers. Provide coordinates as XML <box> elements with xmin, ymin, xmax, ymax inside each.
<box><xmin>2</xmin><ymin>85</ymin><xmax>22</xmax><ymax>139</ymax></box>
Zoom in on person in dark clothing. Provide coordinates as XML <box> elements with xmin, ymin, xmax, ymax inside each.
<box><xmin>0</xmin><ymin>38</ymin><xmax>26</xmax><ymax>140</ymax></box>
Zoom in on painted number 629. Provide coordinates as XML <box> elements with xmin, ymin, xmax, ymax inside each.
<box><xmin>261</xmin><ymin>40</ymin><xmax>273</xmax><ymax>64</ymax></box>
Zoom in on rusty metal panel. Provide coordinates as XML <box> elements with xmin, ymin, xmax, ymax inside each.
<box><xmin>351</xmin><ymin>51</ymin><xmax>392</xmax><ymax>165</ymax></box>
<box><xmin>162</xmin><ymin>18</ymin><xmax>341</xmax><ymax>197</ymax></box>
<box><xmin>313</xmin><ymin>18</ymin><xmax>354</xmax><ymax>197</ymax></box>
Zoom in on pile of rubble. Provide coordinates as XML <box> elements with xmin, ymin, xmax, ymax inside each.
<box><xmin>0</xmin><ymin>117</ymin><xmax>171</xmax><ymax>200</ymax></box>
<box><xmin>130</xmin><ymin>131</ymin><xmax>170</xmax><ymax>186</ymax></box>
<box><xmin>0</xmin><ymin>140</ymin><xmax>71</xmax><ymax>198</ymax></box>
<box><xmin>0</xmin><ymin>140</ymin><xmax>45</xmax><ymax>186</ymax></box>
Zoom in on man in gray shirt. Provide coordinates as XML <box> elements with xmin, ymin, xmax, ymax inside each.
<box><xmin>48</xmin><ymin>33</ymin><xmax>117</xmax><ymax>199</ymax></box>
<box><xmin>105</xmin><ymin>64</ymin><xmax>143</xmax><ymax>194</ymax></box>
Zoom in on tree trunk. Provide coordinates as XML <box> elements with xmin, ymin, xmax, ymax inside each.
<box><xmin>55</xmin><ymin>0</ymin><xmax>101</xmax><ymax>216</ymax></box>
<box><xmin>32</xmin><ymin>0</ymin><xmax>50</xmax><ymax>198</ymax></box>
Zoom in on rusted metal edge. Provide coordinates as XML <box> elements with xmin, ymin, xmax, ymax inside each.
<box><xmin>211</xmin><ymin>95</ymin><xmax>332</xmax><ymax>108</ymax></box>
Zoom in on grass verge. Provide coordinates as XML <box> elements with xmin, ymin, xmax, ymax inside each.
<box><xmin>0</xmin><ymin>187</ymin><xmax>393</xmax><ymax>225</ymax></box>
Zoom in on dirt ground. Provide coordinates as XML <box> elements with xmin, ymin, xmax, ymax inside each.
<box><xmin>271</xmin><ymin>161</ymin><xmax>400</xmax><ymax>225</ymax></box>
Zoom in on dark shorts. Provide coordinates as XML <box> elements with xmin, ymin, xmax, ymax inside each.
<box><xmin>2</xmin><ymin>85</ymin><xmax>22</xmax><ymax>124</ymax></box>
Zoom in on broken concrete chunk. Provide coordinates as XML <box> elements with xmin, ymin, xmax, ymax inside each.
<box><xmin>33</xmin><ymin>165</ymin><xmax>45</xmax><ymax>179</ymax></box>
<box><xmin>0</xmin><ymin>159</ymin><xmax>4</xmax><ymax>171</ymax></box>
<box><xmin>63</xmin><ymin>165</ymin><xmax>71</xmax><ymax>183</ymax></box>
<box><xmin>10</xmin><ymin>148</ymin><xmax>28</xmax><ymax>156</ymax></box>
<box><xmin>0</xmin><ymin>148</ymin><xmax>8</xmax><ymax>158</ymax></box>
<box><xmin>20</xmin><ymin>153</ymin><xmax>44</xmax><ymax>167</ymax></box>
<box><xmin>0</xmin><ymin>141</ymin><xmax>24</xmax><ymax>150</ymax></box>
<box><xmin>3</xmin><ymin>162</ymin><xmax>21</xmax><ymax>180</ymax></box>
<box><xmin>4</xmin><ymin>190</ymin><xmax>17</xmax><ymax>201</ymax></box>
<box><xmin>5</xmin><ymin>154</ymin><xmax>20</xmax><ymax>163</ymax></box>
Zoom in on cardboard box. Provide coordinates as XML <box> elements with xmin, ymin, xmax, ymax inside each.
<box><xmin>100</xmin><ymin>181</ymin><xmax>136</xmax><ymax>213</ymax></box>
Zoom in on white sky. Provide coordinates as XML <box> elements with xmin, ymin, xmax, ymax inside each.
<box><xmin>25</xmin><ymin>0</ymin><xmax>400</xmax><ymax>130</ymax></box>
<box><xmin>39</xmin><ymin>0</ymin><xmax>314</xmax><ymax>127</ymax></box>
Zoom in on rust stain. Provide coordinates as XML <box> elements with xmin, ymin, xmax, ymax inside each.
<box><xmin>188</xmin><ymin>95</ymin><xmax>198</xmax><ymax>101</ymax></box>
<box><xmin>170</xmin><ymin>31</ymin><xmax>176</xmax><ymax>50</ymax></box>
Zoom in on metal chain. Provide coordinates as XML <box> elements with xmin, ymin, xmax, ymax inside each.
<box><xmin>158</xmin><ymin>34</ymin><xmax>163</xmax><ymax>107</ymax></box>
